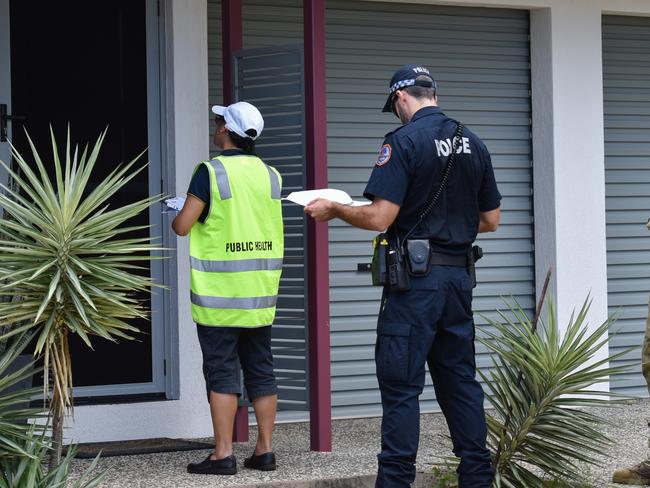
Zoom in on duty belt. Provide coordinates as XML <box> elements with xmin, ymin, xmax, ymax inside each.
<box><xmin>429</xmin><ymin>251</ymin><xmax>467</xmax><ymax>267</ymax></box>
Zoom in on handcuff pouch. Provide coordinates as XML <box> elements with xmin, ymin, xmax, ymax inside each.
<box><xmin>405</xmin><ymin>239</ymin><xmax>431</xmax><ymax>276</ymax></box>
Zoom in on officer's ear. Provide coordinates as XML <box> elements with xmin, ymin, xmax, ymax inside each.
<box><xmin>394</xmin><ymin>89</ymin><xmax>406</xmax><ymax>106</ymax></box>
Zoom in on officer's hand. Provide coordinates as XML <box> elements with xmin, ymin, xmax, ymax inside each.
<box><xmin>304</xmin><ymin>198</ymin><xmax>338</xmax><ymax>222</ymax></box>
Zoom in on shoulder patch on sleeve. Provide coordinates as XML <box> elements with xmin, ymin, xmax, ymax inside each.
<box><xmin>375</xmin><ymin>144</ymin><xmax>392</xmax><ymax>166</ymax></box>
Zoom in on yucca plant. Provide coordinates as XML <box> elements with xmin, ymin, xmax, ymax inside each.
<box><xmin>480</xmin><ymin>294</ymin><xmax>631</xmax><ymax>487</ymax></box>
<box><xmin>0</xmin><ymin>128</ymin><xmax>163</xmax><ymax>466</ymax></box>
<box><xmin>0</xmin><ymin>423</ymin><xmax>104</xmax><ymax>488</ymax></box>
<box><xmin>0</xmin><ymin>332</ymin><xmax>44</xmax><ymax>458</ymax></box>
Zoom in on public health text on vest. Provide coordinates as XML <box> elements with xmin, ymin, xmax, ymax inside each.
<box><xmin>225</xmin><ymin>241</ymin><xmax>274</xmax><ymax>252</ymax></box>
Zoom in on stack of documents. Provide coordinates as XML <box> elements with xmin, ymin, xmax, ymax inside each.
<box><xmin>282</xmin><ymin>189</ymin><xmax>370</xmax><ymax>207</ymax></box>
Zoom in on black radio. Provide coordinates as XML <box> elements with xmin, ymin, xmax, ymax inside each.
<box><xmin>371</xmin><ymin>233</ymin><xmax>389</xmax><ymax>286</ymax></box>
<box><xmin>371</xmin><ymin>233</ymin><xmax>410</xmax><ymax>291</ymax></box>
<box><xmin>387</xmin><ymin>244</ymin><xmax>410</xmax><ymax>291</ymax></box>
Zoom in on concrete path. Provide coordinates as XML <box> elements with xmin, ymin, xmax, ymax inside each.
<box><xmin>68</xmin><ymin>399</ymin><xmax>650</xmax><ymax>487</ymax></box>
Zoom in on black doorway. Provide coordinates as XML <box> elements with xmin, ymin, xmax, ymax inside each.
<box><xmin>9</xmin><ymin>0</ymin><xmax>155</xmax><ymax>391</ymax></box>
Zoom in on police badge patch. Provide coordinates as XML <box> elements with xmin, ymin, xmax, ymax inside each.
<box><xmin>376</xmin><ymin>144</ymin><xmax>392</xmax><ymax>166</ymax></box>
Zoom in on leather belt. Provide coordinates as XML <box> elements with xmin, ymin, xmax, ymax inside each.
<box><xmin>429</xmin><ymin>251</ymin><xmax>467</xmax><ymax>267</ymax></box>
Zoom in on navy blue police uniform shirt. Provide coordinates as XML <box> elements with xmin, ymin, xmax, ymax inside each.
<box><xmin>187</xmin><ymin>148</ymin><xmax>245</xmax><ymax>223</ymax></box>
<box><xmin>364</xmin><ymin>106</ymin><xmax>501</xmax><ymax>255</ymax></box>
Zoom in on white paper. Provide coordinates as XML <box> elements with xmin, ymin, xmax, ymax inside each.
<box><xmin>164</xmin><ymin>196</ymin><xmax>186</xmax><ymax>212</ymax></box>
<box><xmin>283</xmin><ymin>189</ymin><xmax>371</xmax><ymax>207</ymax></box>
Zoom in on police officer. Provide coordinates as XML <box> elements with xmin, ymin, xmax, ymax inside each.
<box><xmin>611</xmin><ymin>219</ymin><xmax>650</xmax><ymax>485</ymax></box>
<box><xmin>172</xmin><ymin>101</ymin><xmax>283</xmax><ymax>475</ymax></box>
<box><xmin>305</xmin><ymin>65</ymin><xmax>500</xmax><ymax>487</ymax></box>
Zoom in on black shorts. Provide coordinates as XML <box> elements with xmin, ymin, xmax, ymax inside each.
<box><xmin>196</xmin><ymin>324</ymin><xmax>277</xmax><ymax>401</ymax></box>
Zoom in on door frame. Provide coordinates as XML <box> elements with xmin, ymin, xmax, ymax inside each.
<box><xmin>0</xmin><ymin>0</ymin><xmax>179</xmax><ymax>402</ymax></box>
<box><xmin>0</xmin><ymin>0</ymin><xmax>11</xmax><ymax>182</ymax></box>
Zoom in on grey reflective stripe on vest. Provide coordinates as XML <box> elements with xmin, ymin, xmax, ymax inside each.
<box><xmin>266</xmin><ymin>165</ymin><xmax>281</xmax><ymax>199</ymax></box>
<box><xmin>209</xmin><ymin>159</ymin><xmax>232</xmax><ymax>200</ymax></box>
<box><xmin>190</xmin><ymin>256</ymin><xmax>283</xmax><ymax>272</ymax></box>
<box><xmin>191</xmin><ymin>292</ymin><xmax>278</xmax><ymax>309</ymax></box>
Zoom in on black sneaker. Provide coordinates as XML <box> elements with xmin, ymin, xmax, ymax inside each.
<box><xmin>187</xmin><ymin>454</ymin><xmax>237</xmax><ymax>475</ymax></box>
<box><xmin>244</xmin><ymin>451</ymin><xmax>276</xmax><ymax>471</ymax></box>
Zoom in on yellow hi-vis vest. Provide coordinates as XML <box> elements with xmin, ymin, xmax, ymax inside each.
<box><xmin>189</xmin><ymin>154</ymin><xmax>284</xmax><ymax>327</ymax></box>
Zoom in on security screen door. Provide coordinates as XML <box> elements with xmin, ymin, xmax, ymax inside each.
<box><xmin>1</xmin><ymin>0</ymin><xmax>168</xmax><ymax>401</ymax></box>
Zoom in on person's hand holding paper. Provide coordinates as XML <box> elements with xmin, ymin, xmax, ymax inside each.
<box><xmin>164</xmin><ymin>196</ymin><xmax>186</xmax><ymax>212</ymax></box>
<box><xmin>285</xmin><ymin>188</ymin><xmax>371</xmax><ymax>223</ymax></box>
<box><xmin>283</xmin><ymin>188</ymin><xmax>370</xmax><ymax>207</ymax></box>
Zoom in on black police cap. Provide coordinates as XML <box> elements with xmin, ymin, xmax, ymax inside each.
<box><xmin>382</xmin><ymin>64</ymin><xmax>437</xmax><ymax>113</ymax></box>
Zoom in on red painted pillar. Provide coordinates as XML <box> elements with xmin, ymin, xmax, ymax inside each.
<box><xmin>222</xmin><ymin>0</ymin><xmax>249</xmax><ymax>444</ymax></box>
<box><xmin>304</xmin><ymin>0</ymin><xmax>332</xmax><ymax>452</ymax></box>
<box><xmin>222</xmin><ymin>0</ymin><xmax>242</xmax><ymax>106</ymax></box>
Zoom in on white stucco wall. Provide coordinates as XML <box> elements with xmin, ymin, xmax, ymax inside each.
<box><xmin>64</xmin><ymin>0</ymin><xmax>650</xmax><ymax>442</ymax></box>
<box><xmin>531</xmin><ymin>2</ymin><xmax>610</xmax><ymax>380</ymax></box>
<box><xmin>531</xmin><ymin>2</ymin><xmax>609</xmax><ymax>358</ymax></box>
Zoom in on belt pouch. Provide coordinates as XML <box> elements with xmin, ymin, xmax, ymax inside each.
<box><xmin>405</xmin><ymin>239</ymin><xmax>431</xmax><ymax>276</ymax></box>
<box><xmin>371</xmin><ymin>233</ymin><xmax>390</xmax><ymax>286</ymax></box>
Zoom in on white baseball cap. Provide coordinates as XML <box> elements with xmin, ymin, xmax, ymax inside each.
<box><xmin>211</xmin><ymin>101</ymin><xmax>264</xmax><ymax>140</ymax></box>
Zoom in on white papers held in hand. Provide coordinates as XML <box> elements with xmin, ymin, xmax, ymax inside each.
<box><xmin>283</xmin><ymin>189</ymin><xmax>371</xmax><ymax>207</ymax></box>
<box><xmin>164</xmin><ymin>196</ymin><xmax>186</xmax><ymax>212</ymax></box>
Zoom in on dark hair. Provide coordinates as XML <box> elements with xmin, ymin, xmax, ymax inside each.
<box><xmin>402</xmin><ymin>75</ymin><xmax>436</xmax><ymax>101</ymax></box>
<box><xmin>228</xmin><ymin>130</ymin><xmax>257</xmax><ymax>155</ymax></box>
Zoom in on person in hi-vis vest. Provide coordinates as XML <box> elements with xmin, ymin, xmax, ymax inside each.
<box><xmin>172</xmin><ymin>101</ymin><xmax>284</xmax><ymax>476</ymax></box>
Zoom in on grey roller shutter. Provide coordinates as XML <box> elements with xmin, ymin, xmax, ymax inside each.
<box><xmin>208</xmin><ymin>0</ymin><xmax>534</xmax><ymax>420</ymax></box>
<box><xmin>326</xmin><ymin>1</ymin><xmax>533</xmax><ymax>418</ymax></box>
<box><xmin>603</xmin><ymin>15</ymin><xmax>650</xmax><ymax>397</ymax></box>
